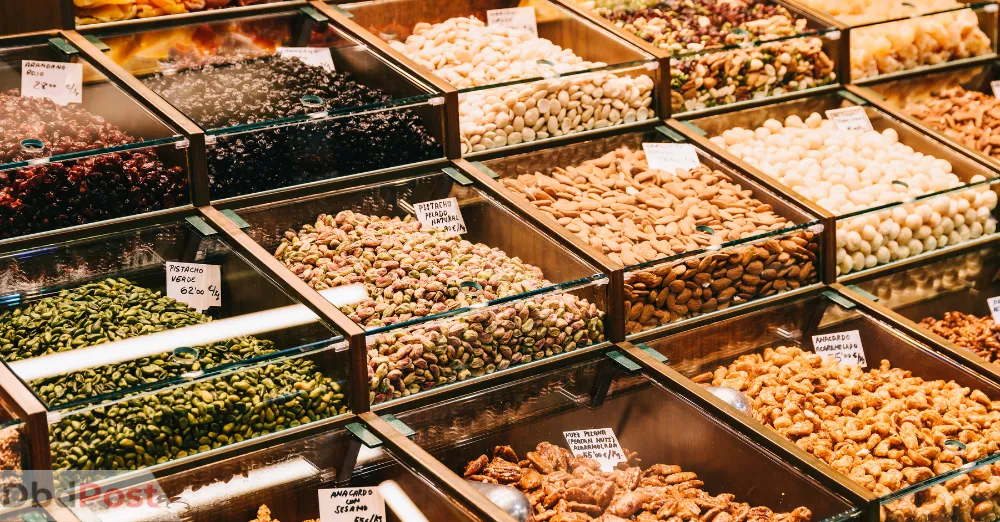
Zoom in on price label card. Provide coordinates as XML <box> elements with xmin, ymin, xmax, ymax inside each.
<box><xmin>21</xmin><ymin>60</ymin><xmax>83</xmax><ymax>106</ymax></box>
<box><xmin>277</xmin><ymin>47</ymin><xmax>336</xmax><ymax>72</ymax></box>
<box><xmin>487</xmin><ymin>7</ymin><xmax>538</xmax><ymax>37</ymax></box>
<box><xmin>812</xmin><ymin>330</ymin><xmax>867</xmax><ymax>368</ymax></box>
<box><xmin>991</xmin><ymin>80</ymin><xmax>1000</xmax><ymax>99</ymax></box>
<box><xmin>319</xmin><ymin>487</ymin><xmax>386</xmax><ymax>522</ymax></box>
<box><xmin>563</xmin><ymin>428</ymin><xmax>626</xmax><ymax>472</ymax></box>
<box><xmin>166</xmin><ymin>262</ymin><xmax>222</xmax><ymax>311</ymax></box>
<box><xmin>989</xmin><ymin>296</ymin><xmax>1000</xmax><ymax>323</ymax></box>
<box><xmin>413</xmin><ymin>197</ymin><xmax>468</xmax><ymax>234</ymax></box>
<box><xmin>642</xmin><ymin>142</ymin><xmax>701</xmax><ymax>173</ymax></box>
<box><xmin>825</xmin><ymin>106</ymin><xmax>873</xmax><ymax>132</ymax></box>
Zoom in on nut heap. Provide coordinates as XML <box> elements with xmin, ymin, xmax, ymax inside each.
<box><xmin>499</xmin><ymin>146</ymin><xmax>818</xmax><ymax>333</ymax></box>
<box><xmin>904</xmin><ymin>86</ymin><xmax>1000</xmax><ymax>162</ymax></box>
<box><xmin>0</xmin><ymin>278</ymin><xmax>347</xmax><ymax>471</ymax></box>
<box><xmin>710</xmin><ymin>113</ymin><xmax>999</xmax><ymax>275</ymax></box>
<box><xmin>793</xmin><ymin>0</ymin><xmax>991</xmax><ymax>79</ymax></box>
<box><xmin>0</xmin><ymin>90</ymin><xmax>187</xmax><ymax>239</ymax></box>
<box><xmin>0</xmin><ymin>278</ymin><xmax>275</xmax><ymax>407</ymax></box>
<box><xmin>578</xmin><ymin>0</ymin><xmax>836</xmax><ymax>113</ymax></box>
<box><xmin>273</xmin><ymin>211</ymin><xmax>604</xmax><ymax>404</ymax></box>
<box><xmin>695</xmin><ymin>346</ymin><xmax>1000</xmax><ymax>520</ymax></box>
<box><xmin>142</xmin><ymin>55</ymin><xmax>439</xmax><ymax>198</ymax></box>
<box><xmin>49</xmin><ymin>354</ymin><xmax>346</xmax><ymax>471</ymax></box>
<box><xmin>464</xmin><ymin>442</ymin><xmax>812</xmax><ymax>522</ymax></box>
<box><xmin>920</xmin><ymin>312</ymin><xmax>1000</xmax><ymax>363</ymax></box>
<box><xmin>387</xmin><ymin>17</ymin><xmax>655</xmax><ymax>154</ymax></box>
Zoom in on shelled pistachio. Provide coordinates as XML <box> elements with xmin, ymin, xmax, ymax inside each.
<box><xmin>0</xmin><ymin>278</ymin><xmax>274</xmax><ymax>407</ymax></box>
<box><xmin>274</xmin><ymin>211</ymin><xmax>605</xmax><ymax>404</ymax></box>
<box><xmin>49</xmin><ymin>357</ymin><xmax>346</xmax><ymax>471</ymax></box>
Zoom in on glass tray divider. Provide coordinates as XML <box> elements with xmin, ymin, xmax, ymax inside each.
<box><xmin>615</xmin><ymin>339</ymin><xmax>878</xmax><ymax>517</ymax></box>
<box><xmin>453</xmin><ymin>158</ymin><xmax>627</xmax><ymax>342</ymax></box>
<box><xmin>309</xmin><ymin>0</ymin><xmax>463</xmax><ymax>159</ymax></box>
<box><xmin>832</xmin><ymin>279</ymin><xmax>1000</xmax><ymax>389</ymax></box>
<box><xmin>197</xmin><ymin>206</ymin><xmax>370</xmax><ymax>414</ymax></box>
<box><xmin>847</xmin><ymin>79</ymin><xmax>1000</xmax><ymax>175</ymax></box>
<box><xmin>333</xmin><ymin>0</ymin><xmax>661</xmax><ymax>158</ymax></box>
<box><xmin>358</xmin><ymin>411</ymin><xmax>521</xmax><ymax>522</ymax></box>
<box><xmin>666</xmin><ymin>118</ymin><xmax>839</xmax><ymax>283</ymax></box>
<box><xmin>61</xmin><ymin>29</ymin><xmax>213</xmax><ymax>207</ymax></box>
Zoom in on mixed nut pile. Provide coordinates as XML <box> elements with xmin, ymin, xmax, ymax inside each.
<box><xmin>0</xmin><ymin>91</ymin><xmax>188</xmax><ymax>239</ymax></box>
<box><xmin>388</xmin><ymin>17</ymin><xmax>655</xmax><ymax>154</ymax></box>
<box><xmin>920</xmin><ymin>312</ymin><xmax>1000</xmax><ymax>363</ymax></box>
<box><xmin>500</xmin><ymin>145</ymin><xmax>818</xmax><ymax>332</ymax></box>
<box><xmin>793</xmin><ymin>0</ymin><xmax>991</xmax><ymax>79</ymax></box>
<box><xmin>273</xmin><ymin>211</ymin><xmax>604</xmax><ymax>404</ymax></box>
<box><xmin>710</xmin><ymin>112</ymin><xmax>999</xmax><ymax>275</ymax></box>
<box><xmin>463</xmin><ymin>442</ymin><xmax>812</xmax><ymax>522</ymax></box>
<box><xmin>142</xmin><ymin>55</ymin><xmax>439</xmax><ymax>198</ymax></box>
<box><xmin>0</xmin><ymin>278</ymin><xmax>347</xmax><ymax>471</ymax></box>
<box><xmin>903</xmin><ymin>86</ymin><xmax>1000</xmax><ymax>163</ymax></box>
<box><xmin>695</xmin><ymin>346</ymin><xmax>1000</xmax><ymax>520</ymax></box>
<box><xmin>578</xmin><ymin>0</ymin><xmax>836</xmax><ymax>112</ymax></box>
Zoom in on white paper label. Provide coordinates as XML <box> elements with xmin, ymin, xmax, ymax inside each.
<box><xmin>812</xmin><ymin>330</ymin><xmax>867</xmax><ymax>368</ymax></box>
<box><xmin>825</xmin><ymin>106</ymin><xmax>873</xmax><ymax>132</ymax></box>
<box><xmin>991</xmin><ymin>81</ymin><xmax>1000</xmax><ymax>99</ymax></box>
<box><xmin>642</xmin><ymin>143</ymin><xmax>701</xmax><ymax>173</ymax></box>
<box><xmin>21</xmin><ymin>60</ymin><xmax>82</xmax><ymax>106</ymax></box>
<box><xmin>988</xmin><ymin>296</ymin><xmax>1000</xmax><ymax>323</ymax></box>
<box><xmin>166</xmin><ymin>262</ymin><xmax>221</xmax><ymax>311</ymax></box>
<box><xmin>319</xmin><ymin>487</ymin><xmax>386</xmax><ymax>522</ymax></box>
<box><xmin>563</xmin><ymin>428</ymin><xmax>626</xmax><ymax>472</ymax></box>
<box><xmin>487</xmin><ymin>7</ymin><xmax>538</xmax><ymax>37</ymax></box>
<box><xmin>277</xmin><ymin>47</ymin><xmax>335</xmax><ymax>72</ymax></box>
<box><xmin>413</xmin><ymin>197</ymin><xmax>468</xmax><ymax>234</ymax></box>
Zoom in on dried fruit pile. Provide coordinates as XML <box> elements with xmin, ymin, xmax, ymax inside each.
<box><xmin>0</xmin><ymin>90</ymin><xmax>187</xmax><ymax>239</ymax></box>
<box><xmin>249</xmin><ymin>505</ymin><xmax>316</xmax><ymax>522</ymax></box>
<box><xmin>274</xmin><ymin>211</ymin><xmax>604</xmax><ymax>403</ymax></box>
<box><xmin>463</xmin><ymin>442</ymin><xmax>812</xmax><ymax>522</ymax></box>
<box><xmin>696</xmin><ymin>346</ymin><xmax>1000</xmax><ymax>520</ymax></box>
<box><xmin>143</xmin><ymin>55</ymin><xmax>439</xmax><ymax>198</ymax></box>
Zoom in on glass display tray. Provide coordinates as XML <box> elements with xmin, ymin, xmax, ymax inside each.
<box><xmin>335</xmin><ymin>0</ymin><xmax>660</xmax><ymax>156</ymax></box>
<box><xmin>91</xmin><ymin>6</ymin><xmax>448</xmax><ymax>201</ymax></box>
<box><xmin>468</xmin><ymin>126</ymin><xmax>824</xmax><ymax>339</ymax></box>
<box><xmin>0</xmin><ymin>213</ymin><xmax>352</xmax><ymax>478</ymax></box>
<box><xmin>678</xmin><ymin>90</ymin><xmax>1000</xmax><ymax>279</ymax></box>
<box><xmin>635</xmin><ymin>289</ymin><xmax>1000</xmax><ymax>520</ymax></box>
<box><xmin>0</xmin><ymin>35</ymin><xmax>191</xmax><ymax>245</ymax></box>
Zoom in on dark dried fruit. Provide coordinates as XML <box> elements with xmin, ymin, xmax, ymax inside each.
<box><xmin>142</xmin><ymin>55</ymin><xmax>439</xmax><ymax>198</ymax></box>
<box><xmin>0</xmin><ymin>90</ymin><xmax>187</xmax><ymax>239</ymax></box>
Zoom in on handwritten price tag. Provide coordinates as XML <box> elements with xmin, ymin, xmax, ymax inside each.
<box><xmin>21</xmin><ymin>60</ymin><xmax>83</xmax><ymax>106</ymax></box>
<box><xmin>319</xmin><ymin>487</ymin><xmax>385</xmax><ymax>522</ymax></box>
<box><xmin>642</xmin><ymin>143</ymin><xmax>701</xmax><ymax>173</ymax></box>
<box><xmin>812</xmin><ymin>330</ymin><xmax>867</xmax><ymax>368</ymax></box>
<box><xmin>563</xmin><ymin>428</ymin><xmax>626</xmax><ymax>472</ymax></box>
<box><xmin>989</xmin><ymin>296</ymin><xmax>1000</xmax><ymax>323</ymax></box>
<box><xmin>277</xmin><ymin>47</ymin><xmax>336</xmax><ymax>72</ymax></box>
<box><xmin>166</xmin><ymin>262</ymin><xmax>221</xmax><ymax>311</ymax></box>
<box><xmin>991</xmin><ymin>81</ymin><xmax>1000</xmax><ymax>99</ymax></box>
<box><xmin>487</xmin><ymin>7</ymin><xmax>538</xmax><ymax>37</ymax></box>
<box><xmin>413</xmin><ymin>197</ymin><xmax>467</xmax><ymax>234</ymax></box>
<box><xmin>825</xmin><ymin>106</ymin><xmax>873</xmax><ymax>132</ymax></box>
